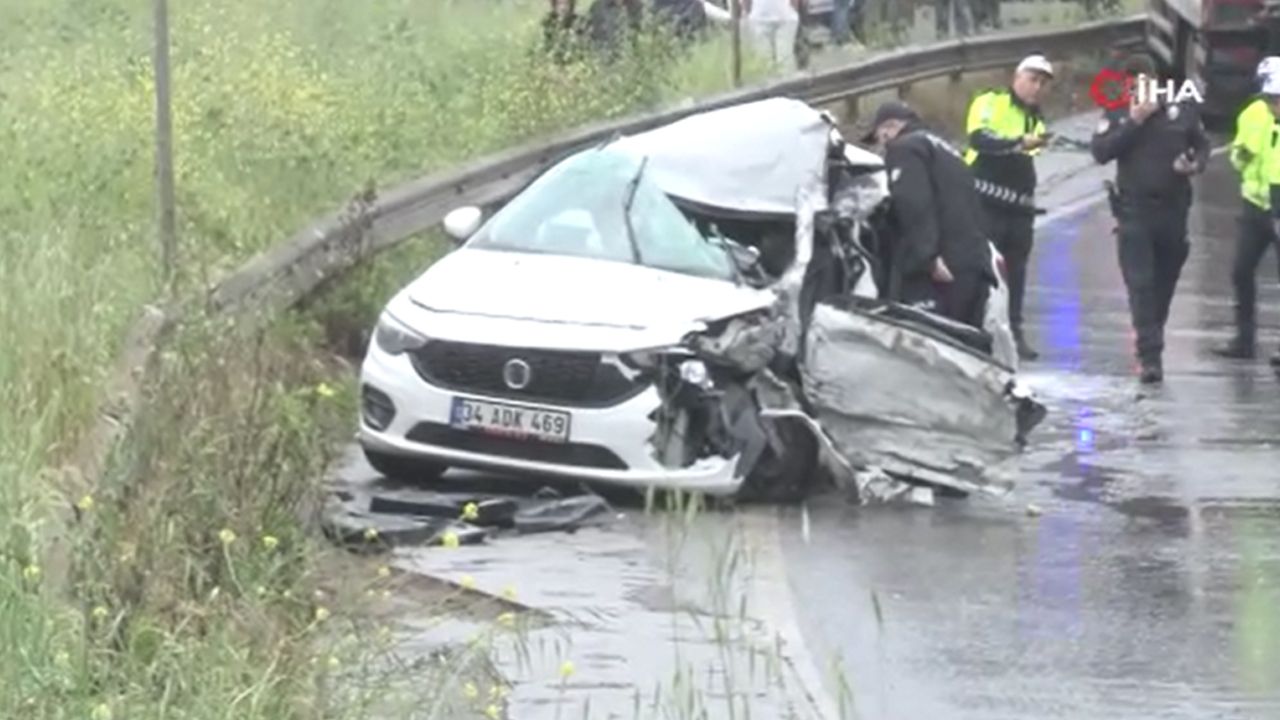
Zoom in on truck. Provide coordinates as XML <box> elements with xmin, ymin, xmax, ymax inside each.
<box><xmin>1145</xmin><ymin>0</ymin><xmax>1279</xmax><ymax>125</ymax></box>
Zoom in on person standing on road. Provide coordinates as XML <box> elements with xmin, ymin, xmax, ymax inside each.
<box><xmin>1213</xmin><ymin>57</ymin><xmax>1280</xmax><ymax>363</ymax></box>
<box><xmin>1090</xmin><ymin>52</ymin><xmax>1210</xmax><ymax>384</ymax></box>
<box><xmin>740</xmin><ymin>0</ymin><xmax>800</xmax><ymax>71</ymax></box>
<box><xmin>863</xmin><ymin>101</ymin><xmax>997</xmax><ymax>328</ymax></box>
<box><xmin>964</xmin><ymin>54</ymin><xmax>1054</xmax><ymax>360</ymax></box>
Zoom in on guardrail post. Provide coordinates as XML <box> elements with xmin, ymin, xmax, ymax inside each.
<box><xmin>843</xmin><ymin>94</ymin><xmax>859</xmax><ymax>123</ymax></box>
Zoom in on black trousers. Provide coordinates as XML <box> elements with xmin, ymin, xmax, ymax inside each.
<box><xmin>1230</xmin><ymin>200</ymin><xmax>1280</xmax><ymax>339</ymax></box>
<box><xmin>981</xmin><ymin>201</ymin><xmax>1036</xmax><ymax>339</ymax></box>
<box><xmin>900</xmin><ymin>270</ymin><xmax>989</xmax><ymax>329</ymax></box>
<box><xmin>1116</xmin><ymin>199</ymin><xmax>1191</xmax><ymax>363</ymax></box>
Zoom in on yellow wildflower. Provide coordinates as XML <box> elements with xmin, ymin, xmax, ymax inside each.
<box><xmin>22</xmin><ymin>565</ymin><xmax>40</xmax><ymax>582</ymax></box>
<box><xmin>440</xmin><ymin>531</ymin><xmax>460</xmax><ymax>549</ymax></box>
<box><xmin>90</xmin><ymin>704</ymin><xmax>113</xmax><ymax>720</ymax></box>
<box><xmin>484</xmin><ymin>704</ymin><xmax>501</xmax><ymax>719</ymax></box>
<box><xmin>218</xmin><ymin>528</ymin><xmax>236</xmax><ymax>545</ymax></box>
<box><xmin>460</xmin><ymin>575</ymin><xmax>476</xmax><ymax>590</ymax></box>
<box><xmin>381</xmin><ymin>589</ymin><xmax>391</xmax><ymax>599</ymax></box>
<box><xmin>502</xmin><ymin>585</ymin><xmax>517</xmax><ymax>601</ymax></box>
<box><xmin>76</xmin><ymin>494</ymin><xmax>95</xmax><ymax>512</ymax></box>
<box><xmin>316</xmin><ymin>383</ymin><xmax>336</xmax><ymax>399</ymax></box>
<box><xmin>560</xmin><ymin>660</ymin><xmax>575</xmax><ymax>679</ymax></box>
<box><xmin>489</xmin><ymin>685</ymin><xmax>507</xmax><ymax>699</ymax></box>
<box><xmin>463</xmin><ymin>682</ymin><xmax>479</xmax><ymax>700</ymax></box>
<box><xmin>497</xmin><ymin>612</ymin><xmax>516</xmax><ymax>628</ymax></box>
<box><xmin>261</xmin><ymin>535</ymin><xmax>279</xmax><ymax>551</ymax></box>
<box><xmin>314</xmin><ymin>606</ymin><xmax>330</xmax><ymax>622</ymax></box>
<box><xmin>327</xmin><ymin>656</ymin><xmax>340</xmax><ymax>670</ymax></box>
<box><xmin>461</xmin><ymin>502</ymin><xmax>480</xmax><ymax>522</ymax></box>
<box><xmin>91</xmin><ymin>606</ymin><xmax>109</xmax><ymax>621</ymax></box>
<box><xmin>363</xmin><ymin>527</ymin><xmax>379</xmax><ymax>542</ymax></box>
<box><xmin>377</xmin><ymin>565</ymin><xmax>391</xmax><ymax>579</ymax></box>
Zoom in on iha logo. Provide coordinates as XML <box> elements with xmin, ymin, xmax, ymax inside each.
<box><xmin>1089</xmin><ymin>68</ymin><xmax>1204</xmax><ymax>110</ymax></box>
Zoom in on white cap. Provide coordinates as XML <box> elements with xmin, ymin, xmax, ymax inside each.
<box><xmin>1262</xmin><ymin>71</ymin><xmax>1280</xmax><ymax>96</ymax></box>
<box><xmin>1259</xmin><ymin>56</ymin><xmax>1280</xmax><ymax>79</ymax></box>
<box><xmin>1016</xmin><ymin>54</ymin><xmax>1054</xmax><ymax>78</ymax></box>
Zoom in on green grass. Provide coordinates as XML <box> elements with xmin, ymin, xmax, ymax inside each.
<box><xmin>0</xmin><ymin>0</ymin><xmax>771</xmax><ymax>716</ymax></box>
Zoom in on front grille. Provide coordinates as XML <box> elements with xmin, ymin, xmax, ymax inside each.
<box><xmin>409</xmin><ymin>341</ymin><xmax>647</xmax><ymax>407</ymax></box>
<box><xmin>407</xmin><ymin>422</ymin><xmax>628</xmax><ymax>470</ymax></box>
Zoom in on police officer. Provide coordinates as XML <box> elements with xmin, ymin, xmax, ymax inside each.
<box><xmin>1212</xmin><ymin>56</ymin><xmax>1280</xmax><ymax>363</ymax></box>
<box><xmin>1090</xmin><ymin>52</ymin><xmax>1210</xmax><ymax>384</ymax></box>
<box><xmin>965</xmin><ymin>54</ymin><xmax>1054</xmax><ymax>360</ymax></box>
<box><xmin>863</xmin><ymin>101</ymin><xmax>996</xmax><ymax>328</ymax></box>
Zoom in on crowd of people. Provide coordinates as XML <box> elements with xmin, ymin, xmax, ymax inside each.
<box><xmin>863</xmin><ymin>48</ymin><xmax>1278</xmax><ymax>385</ymax></box>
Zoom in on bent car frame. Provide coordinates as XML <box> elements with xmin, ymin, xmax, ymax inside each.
<box><xmin>357</xmin><ymin>98</ymin><xmax>1046</xmax><ymax>501</ymax></box>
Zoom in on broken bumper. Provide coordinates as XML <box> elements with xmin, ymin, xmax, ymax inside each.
<box><xmin>357</xmin><ymin>342</ymin><xmax>745</xmax><ymax>496</ymax></box>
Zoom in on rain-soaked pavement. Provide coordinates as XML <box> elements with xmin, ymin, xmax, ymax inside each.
<box><xmin>778</xmin><ymin>140</ymin><xmax>1280</xmax><ymax>719</ymax></box>
<box><xmin>334</xmin><ymin>118</ymin><xmax>1280</xmax><ymax>719</ymax></box>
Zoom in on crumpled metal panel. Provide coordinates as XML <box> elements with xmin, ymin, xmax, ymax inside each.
<box><xmin>688</xmin><ymin>310</ymin><xmax>787</xmax><ymax>375</ymax></box>
<box><xmin>799</xmin><ymin>301</ymin><xmax>1031</xmax><ymax>495</ymax></box>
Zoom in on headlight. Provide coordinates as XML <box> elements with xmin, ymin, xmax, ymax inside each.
<box><xmin>679</xmin><ymin>359</ymin><xmax>713</xmax><ymax>390</ymax></box>
<box><xmin>373</xmin><ymin>313</ymin><xmax>428</xmax><ymax>355</ymax></box>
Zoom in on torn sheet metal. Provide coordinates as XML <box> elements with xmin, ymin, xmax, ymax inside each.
<box><xmin>798</xmin><ymin>297</ymin><xmax>1046</xmax><ymax>495</ymax></box>
<box><xmin>687</xmin><ymin>309</ymin><xmax>787</xmax><ymax>375</ymax></box>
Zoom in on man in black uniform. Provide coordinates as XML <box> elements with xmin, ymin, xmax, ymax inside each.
<box><xmin>1090</xmin><ymin>53</ymin><xmax>1210</xmax><ymax>383</ymax></box>
<box><xmin>862</xmin><ymin>101</ymin><xmax>996</xmax><ymax>327</ymax></box>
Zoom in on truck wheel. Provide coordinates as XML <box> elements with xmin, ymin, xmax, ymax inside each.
<box><xmin>362</xmin><ymin>446</ymin><xmax>448</xmax><ymax>485</ymax></box>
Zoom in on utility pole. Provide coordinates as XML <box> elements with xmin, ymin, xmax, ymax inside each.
<box><xmin>730</xmin><ymin>0</ymin><xmax>742</xmax><ymax>86</ymax></box>
<box><xmin>153</xmin><ymin>0</ymin><xmax>178</xmax><ymax>294</ymax></box>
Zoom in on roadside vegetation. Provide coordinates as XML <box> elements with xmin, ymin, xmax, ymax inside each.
<box><xmin>0</xmin><ymin>0</ymin><xmax>770</xmax><ymax>716</ymax></box>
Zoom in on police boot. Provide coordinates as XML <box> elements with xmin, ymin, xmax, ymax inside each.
<box><xmin>1139</xmin><ymin>356</ymin><xmax>1163</xmax><ymax>384</ymax></box>
<box><xmin>1211</xmin><ymin>331</ymin><xmax>1255</xmax><ymax>359</ymax></box>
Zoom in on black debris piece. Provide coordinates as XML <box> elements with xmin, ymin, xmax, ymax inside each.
<box><xmin>429</xmin><ymin>521</ymin><xmax>491</xmax><ymax>546</ymax></box>
<box><xmin>322</xmin><ymin>506</ymin><xmax>441</xmax><ymax>552</ymax></box>
<box><xmin>368</xmin><ymin>488</ymin><xmax>520</xmax><ymax>528</ymax></box>
<box><xmin>514</xmin><ymin>494</ymin><xmax>615</xmax><ymax>535</ymax></box>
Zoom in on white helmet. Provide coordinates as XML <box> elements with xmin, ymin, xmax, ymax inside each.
<box><xmin>1257</xmin><ymin>56</ymin><xmax>1280</xmax><ymax>81</ymax></box>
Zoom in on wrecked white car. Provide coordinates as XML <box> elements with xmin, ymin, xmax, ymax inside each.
<box><xmin>357</xmin><ymin>98</ymin><xmax>1045</xmax><ymax>501</ymax></box>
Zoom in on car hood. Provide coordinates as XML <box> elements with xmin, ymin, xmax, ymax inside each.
<box><xmin>408</xmin><ymin>247</ymin><xmax>774</xmax><ymax>331</ymax></box>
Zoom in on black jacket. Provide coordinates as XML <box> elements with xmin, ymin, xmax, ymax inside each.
<box><xmin>884</xmin><ymin>122</ymin><xmax>994</xmax><ymax>289</ymax></box>
<box><xmin>1090</xmin><ymin>99</ymin><xmax>1209</xmax><ymax>201</ymax></box>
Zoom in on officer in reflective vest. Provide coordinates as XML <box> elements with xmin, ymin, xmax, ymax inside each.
<box><xmin>964</xmin><ymin>53</ymin><xmax>1053</xmax><ymax>360</ymax></box>
<box><xmin>1090</xmin><ymin>52</ymin><xmax>1209</xmax><ymax>384</ymax></box>
<box><xmin>1213</xmin><ymin>56</ymin><xmax>1280</xmax><ymax>364</ymax></box>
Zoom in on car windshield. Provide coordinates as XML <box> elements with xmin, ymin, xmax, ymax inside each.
<box><xmin>466</xmin><ymin>148</ymin><xmax>736</xmax><ymax>281</ymax></box>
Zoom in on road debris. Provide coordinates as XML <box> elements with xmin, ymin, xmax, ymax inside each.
<box><xmin>322</xmin><ymin>481</ymin><xmax>618</xmax><ymax>553</ymax></box>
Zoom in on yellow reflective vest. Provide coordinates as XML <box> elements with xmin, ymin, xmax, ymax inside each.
<box><xmin>1234</xmin><ymin>97</ymin><xmax>1277</xmax><ymax>211</ymax></box>
<box><xmin>963</xmin><ymin>89</ymin><xmax>1048</xmax><ymax>165</ymax></box>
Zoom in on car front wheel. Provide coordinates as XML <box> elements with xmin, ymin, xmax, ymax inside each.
<box><xmin>362</xmin><ymin>446</ymin><xmax>448</xmax><ymax>484</ymax></box>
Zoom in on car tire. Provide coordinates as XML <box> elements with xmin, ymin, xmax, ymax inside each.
<box><xmin>737</xmin><ymin>417</ymin><xmax>819</xmax><ymax>502</ymax></box>
<box><xmin>362</xmin><ymin>447</ymin><xmax>448</xmax><ymax>484</ymax></box>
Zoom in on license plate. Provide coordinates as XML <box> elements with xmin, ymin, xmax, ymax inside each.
<box><xmin>448</xmin><ymin>397</ymin><xmax>571</xmax><ymax>443</ymax></box>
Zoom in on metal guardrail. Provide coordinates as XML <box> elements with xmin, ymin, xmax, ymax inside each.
<box><xmin>206</xmin><ymin>15</ymin><xmax>1144</xmax><ymax>321</ymax></box>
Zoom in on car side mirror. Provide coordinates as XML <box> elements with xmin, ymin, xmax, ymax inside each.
<box><xmin>443</xmin><ymin>206</ymin><xmax>482</xmax><ymax>244</ymax></box>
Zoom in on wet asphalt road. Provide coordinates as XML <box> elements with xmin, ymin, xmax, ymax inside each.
<box><xmin>778</xmin><ymin>152</ymin><xmax>1280</xmax><ymax>719</ymax></box>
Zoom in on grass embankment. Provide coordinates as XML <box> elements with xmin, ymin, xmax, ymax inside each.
<box><xmin>0</xmin><ymin>0</ymin><xmax>770</xmax><ymax>716</ymax></box>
